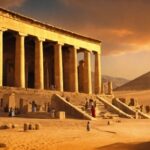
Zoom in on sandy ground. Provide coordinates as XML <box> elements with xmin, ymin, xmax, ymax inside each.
<box><xmin>114</xmin><ymin>90</ymin><xmax>150</xmax><ymax>105</ymax></box>
<box><xmin>0</xmin><ymin>117</ymin><xmax>150</xmax><ymax>150</ymax></box>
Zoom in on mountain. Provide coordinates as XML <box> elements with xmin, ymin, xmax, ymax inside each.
<box><xmin>91</xmin><ymin>72</ymin><xmax>129</xmax><ymax>90</ymax></box>
<box><xmin>115</xmin><ymin>71</ymin><xmax>150</xmax><ymax>91</ymax></box>
<box><xmin>102</xmin><ymin>75</ymin><xmax>129</xmax><ymax>89</ymax></box>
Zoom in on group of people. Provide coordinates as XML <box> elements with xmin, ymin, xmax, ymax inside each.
<box><xmin>85</xmin><ymin>99</ymin><xmax>96</xmax><ymax>117</ymax></box>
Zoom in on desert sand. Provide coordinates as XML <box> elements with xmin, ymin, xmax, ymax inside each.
<box><xmin>0</xmin><ymin>117</ymin><xmax>150</xmax><ymax>150</ymax></box>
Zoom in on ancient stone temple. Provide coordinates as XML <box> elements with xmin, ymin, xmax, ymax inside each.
<box><xmin>1</xmin><ymin>8</ymin><xmax>148</xmax><ymax>120</ymax></box>
<box><xmin>0</xmin><ymin>8</ymin><xmax>101</xmax><ymax>94</ymax></box>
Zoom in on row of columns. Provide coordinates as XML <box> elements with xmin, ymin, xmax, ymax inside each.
<box><xmin>0</xmin><ymin>29</ymin><xmax>101</xmax><ymax>94</ymax></box>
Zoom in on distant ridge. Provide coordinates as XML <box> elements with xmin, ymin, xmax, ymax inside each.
<box><xmin>92</xmin><ymin>73</ymin><xmax>129</xmax><ymax>90</ymax></box>
<box><xmin>102</xmin><ymin>75</ymin><xmax>129</xmax><ymax>89</ymax></box>
<box><xmin>115</xmin><ymin>71</ymin><xmax>150</xmax><ymax>91</ymax></box>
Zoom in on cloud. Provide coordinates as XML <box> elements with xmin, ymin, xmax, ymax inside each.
<box><xmin>56</xmin><ymin>0</ymin><xmax>150</xmax><ymax>55</ymax></box>
<box><xmin>0</xmin><ymin>0</ymin><xmax>26</xmax><ymax>8</ymax></box>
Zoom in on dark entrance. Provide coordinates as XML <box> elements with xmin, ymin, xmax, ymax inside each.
<box><xmin>25</xmin><ymin>36</ymin><xmax>35</xmax><ymax>88</ymax></box>
<box><xmin>28</xmin><ymin>72</ymin><xmax>34</xmax><ymax>88</ymax></box>
<box><xmin>3</xmin><ymin>31</ymin><xmax>16</xmax><ymax>86</ymax></box>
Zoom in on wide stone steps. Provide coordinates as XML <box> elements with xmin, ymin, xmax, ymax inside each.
<box><xmin>113</xmin><ymin>98</ymin><xmax>150</xmax><ymax>119</ymax></box>
<box><xmin>77</xmin><ymin>100</ymin><xmax>119</xmax><ymax>119</ymax></box>
<box><xmin>97</xmin><ymin>96</ymin><xmax>133</xmax><ymax>119</ymax></box>
<box><xmin>54</xmin><ymin>94</ymin><xmax>96</xmax><ymax>120</ymax></box>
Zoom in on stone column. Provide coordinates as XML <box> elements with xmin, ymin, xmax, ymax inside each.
<box><xmin>35</xmin><ymin>37</ymin><xmax>44</xmax><ymax>89</ymax></box>
<box><xmin>108</xmin><ymin>81</ymin><xmax>113</xmax><ymax>95</ymax></box>
<box><xmin>15</xmin><ymin>33</ymin><xmax>26</xmax><ymax>88</ymax></box>
<box><xmin>69</xmin><ymin>46</ymin><xmax>78</xmax><ymax>92</ymax></box>
<box><xmin>0</xmin><ymin>30</ymin><xmax>3</xmax><ymax>87</ymax></box>
<box><xmin>95</xmin><ymin>52</ymin><xmax>101</xmax><ymax>94</ymax></box>
<box><xmin>54</xmin><ymin>43</ymin><xmax>63</xmax><ymax>92</ymax></box>
<box><xmin>101</xmin><ymin>82</ymin><xmax>104</xmax><ymax>94</ymax></box>
<box><xmin>84</xmin><ymin>51</ymin><xmax>92</xmax><ymax>94</ymax></box>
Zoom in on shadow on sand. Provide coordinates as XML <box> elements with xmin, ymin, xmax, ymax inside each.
<box><xmin>96</xmin><ymin>142</ymin><xmax>150</xmax><ymax>150</ymax></box>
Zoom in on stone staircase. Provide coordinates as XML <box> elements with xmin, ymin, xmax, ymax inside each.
<box><xmin>52</xmin><ymin>94</ymin><xmax>96</xmax><ymax>120</ymax></box>
<box><xmin>77</xmin><ymin>99</ymin><xmax>119</xmax><ymax>119</ymax></box>
<box><xmin>112</xmin><ymin>98</ymin><xmax>150</xmax><ymax>119</ymax></box>
<box><xmin>96</xmin><ymin>96</ymin><xmax>133</xmax><ymax>119</ymax></box>
<box><xmin>95</xmin><ymin>100</ymin><xmax>119</xmax><ymax>119</ymax></box>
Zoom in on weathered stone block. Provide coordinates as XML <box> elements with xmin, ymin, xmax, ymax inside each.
<box><xmin>56</xmin><ymin>111</ymin><xmax>65</xmax><ymax>120</ymax></box>
<box><xmin>24</xmin><ymin>123</ymin><xmax>28</xmax><ymax>131</ymax></box>
<box><xmin>35</xmin><ymin>123</ymin><xmax>40</xmax><ymax>130</ymax></box>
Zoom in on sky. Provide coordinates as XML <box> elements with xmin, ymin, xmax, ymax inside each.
<box><xmin>0</xmin><ymin>0</ymin><xmax>150</xmax><ymax>80</ymax></box>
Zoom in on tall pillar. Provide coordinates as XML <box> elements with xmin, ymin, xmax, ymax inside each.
<box><xmin>0</xmin><ymin>29</ymin><xmax>3</xmax><ymax>87</ymax></box>
<box><xmin>54</xmin><ymin>43</ymin><xmax>63</xmax><ymax>92</ymax></box>
<box><xmin>84</xmin><ymin>51</ymin><xmax>92</xmax><ymax>94</ymax></box>
<box><xmin>15</xmin><ymin>33</ymin><xmax>26</xmax><ymax>88</ymax></box>
<box><xmin>35</xmin><ymin>37</ymin><xmax>44</xmax><ymax>89</ymax></box>
<box><xmin>95</xmin><ymin>52</ymin><xmax>101</xmax><ymax>94</ymax></box>
<box><xmin>101</xmin><ymin>82</ymin><xmax>104</xmax><ymax>94</ymax></box>
<box><xmin>108</xmin><ymin>81</ymin><xmax>113</xmax><ymax>95</ymax></box>
<box><xmin>69</xmin><ymin>46</ymin><xmax>78</xmax><ymax>92</ymax></box>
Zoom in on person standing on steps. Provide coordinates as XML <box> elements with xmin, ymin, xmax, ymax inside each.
<box><xmin>91</xmin><ymin>105</ymin><xmax>96</xmax><ymax>117</ymax></box>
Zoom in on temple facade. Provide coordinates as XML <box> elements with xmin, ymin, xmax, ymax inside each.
<box><xmin>0</xmin><ymin>8</ymin><xmax>101</xmax><ymax>94</ymax></box>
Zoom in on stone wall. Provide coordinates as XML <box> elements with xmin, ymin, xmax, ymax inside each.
<box><xmin>0</xmin><ymin>87</ymin><xmax>95</xmax><ymax>114</ymax></box>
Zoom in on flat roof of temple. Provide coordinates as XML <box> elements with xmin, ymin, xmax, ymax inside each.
<box><xmin>0</xmin><ymin>7</ymin><xmax>101</xmax><ymax>44</ymax></box>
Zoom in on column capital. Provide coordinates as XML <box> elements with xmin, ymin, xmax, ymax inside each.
<box><xmin>37</xmin><ymin>37</ymin><xmax>45</xmax><ymax>42</ymax></box>
<box><xmin>18</xmin><ymin>32</ymin><xmax>27</xmax><ymax>37</ymax></box>
<box><xmin>56</xmin><ymin>41</ymin><xmax>64</xmax><ymax>46</ymax></box>
<box><xmin>94</xmin><ymin>51</ymin><xmax>101</xmax><ymax>55</ymax></box>
<box><xmin>0</xmin><ymin>27</ymin><xmax>7</xmax><ymax>32</ymax></box>
<box><xmin>84</xmin><ymin>49</ymin><xmax>92</xmax><ymax>54</ymax></box>
<box><xmin>97</xmin><ymin>51</ymin><xmax>101</xmax><ymax>55</ymax></box>
<box><xmin>73</xmin><ymin>45</ymin><xmax>80</xmax><ymax>50</ymax></box>
<box><xmin>69</xmin><ymin>46</ymin><xmax>78</xmax><ymax>51</ymax></box>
